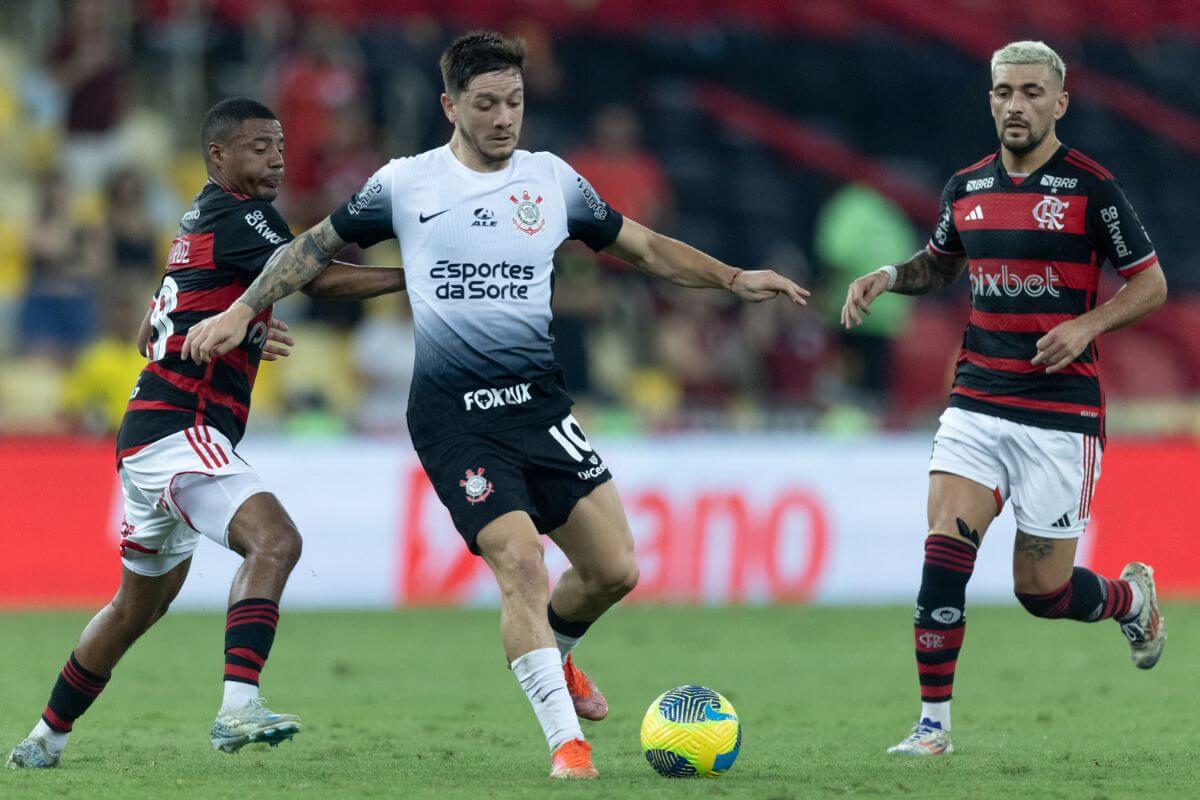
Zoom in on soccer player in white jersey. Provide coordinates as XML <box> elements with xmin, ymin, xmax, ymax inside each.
<box><xmin>183</xmin><ymin>31</ymin><xmax>808</xmax><ymax>779</ymax></box>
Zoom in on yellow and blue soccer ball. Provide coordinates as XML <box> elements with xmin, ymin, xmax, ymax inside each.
<box><xmin>640</xmin><ymin>685</ymin><xmax>741</xmax><ymax>778</ymax></box>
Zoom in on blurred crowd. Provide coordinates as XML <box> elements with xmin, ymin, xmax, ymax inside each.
<box><xmin>1</xmin><ymin>0</ymin><xmax>1198</xmax><ymax>439</ymax></box>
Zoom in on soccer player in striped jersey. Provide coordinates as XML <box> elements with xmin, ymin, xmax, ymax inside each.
<box><xmin>841</xmin><ymin>41</ymin><xmax>1168</xmax><ymax>757</ymax></box>
<box><xmin>6</xmin><ymin>98</ymin><xmax>406</xmax><ymax>769</ymax></box>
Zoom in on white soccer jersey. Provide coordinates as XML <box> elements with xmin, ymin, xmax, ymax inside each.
<box><xmin>330</xmin><ymin>146</ymin><xmax>623</xmax><ymax>446</ymax></box>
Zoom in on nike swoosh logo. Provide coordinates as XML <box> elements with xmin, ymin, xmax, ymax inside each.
<box><xmin>419</xmin><ymin>209</ymin><xmax>450</xmax><ymax>223</ymax></box>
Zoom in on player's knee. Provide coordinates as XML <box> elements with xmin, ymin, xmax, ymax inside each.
<box><xmin>1016</xmin><ymin>590</ymin><xmax>1051</xmax><ymax>617</ymax></box>
<box><xmin>588</xmin><ymin>560</ymin><xmax>639</xmax><ymax>601</ymax></box>
<box><xmin>1013</xmin><ymin>568</ymin><xmax>1069</xmax><ymax>598</ymax></box>
<box><xmin>249</xmin><ymin>522</ymin><xmax>302</xmax><ymax>569</ymax></box>
<box><xmin>148</xmin><ymin>601</ymin><xmax>172</xmax><ymax>627</ymax></box>
<box><xmin>108</xmin><ymin>597</ymin><xmax>159</xmax><ymax>637</ymax></box>
<box><xmin>486</xmin><ymin>537</ymin><xmax>547</xmax><ymax>594</ymax></box>
<box><xmin>1015</xmin><ymin>581</ymin><xmax>1069</xmax><ymax>618</ymax></box>
<box><xmin>272</xmin><ymin>525</ymin><xmax>303</xmax><ymax>570</ymax></box>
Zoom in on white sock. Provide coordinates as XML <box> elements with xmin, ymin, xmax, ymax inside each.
<box><xmin>553</xmin><ymin>631</ymin><xmax>581</xmax><ymax>664</ymax></box>
<box><xmin>510</xmin><ymin>647</ymin><xmax>583</xmax><ymax>752</ymax></box>
<box><xmin>921</xmin><ymin>701</ymin><xmax>951</xmax><ymax>731</ymax></box>
<box><xmin>1121</xmin><ymin>581</ymin><xmax>1145</xmax><ymax>622</ymax></box>
<box><xmin>220</xmin><ymin>680</ymin><xmax>260</xmax><ymax>714</ymax></box>
<box><xmin>31</xmin><ymin>719</ymin><xmax>69</xmax><ymax>755</ymax></box>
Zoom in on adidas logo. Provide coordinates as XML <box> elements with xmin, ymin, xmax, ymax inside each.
<box><xmin>1051</xmin><ymin>512</ymin><xmax>1071</xmax><ymax>529</ymax></box>
<box><xmin>964</xmin><ymin>205</ymin><xmax>984</xmax><ymax>221</ymax></box>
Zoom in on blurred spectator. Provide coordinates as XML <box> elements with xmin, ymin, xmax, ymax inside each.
<box><xmin>0</xmin><ymin>5</ymin><xmax>1195</xmax><ymax>437</ymax></box>
<box><xmin>505</xmin><ymin>19</ymin><xmax>570</xmax><ymax>152</ymax></box>
<box><xmin>652</xmin><ymin>287</ymin><xmax>746</xmax><ymax>407</ymax></box>
<box><xmin>313</xmin><ymin>104</ymin><xmax>383</xmax><ymax>218</ymax></box>
<box><xmin>48</xmin><ymin>0</ymin><xmax>130</xmax><ymax>189</ymax></box>
<box><xmin>18</xmin><ymin>171</ymin><xmax>108</xmax><ymax>359</ymax></box>
<box><xmin>301</xmin><ymin>104</ymin><xmax>383</xmax><ymax>329</ymax></box>
<box><xmin>567</xmin><ymin>104</ymin><xmax>674</xmax><ymax>230</ymax></box>
<box><xmin>47</xmin><ymin>0</ymin><xmax>126</xmax><ymax>135</ymax></box>
<box><xmin>274</xmin><ymin>18</ymin><xmax>366</xmax><ymax>207</ymax></box>
<box><xmin>814</xmin><ymin>184</ymin><xmax>917</xmax><ymax>397</ymax></box>
<box><xmin>60</xmin><ymin>286</ymin><xmax>146</xmax><ymax>434</ymax></box>
<box><xmin>741</xmin><ymin>241</ymin><xmax>837</xmax><ymax>406</ymax></box>
<box><xmin>103</xmin><ymin>167</ymin><xmax>158</xmax><ymax>280</ymax></box>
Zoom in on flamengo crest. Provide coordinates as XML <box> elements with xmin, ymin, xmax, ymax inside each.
<box><xmin>1032</xmin><ymin>195</ymin><xmax>1069</xmax><ymax>231</ymax></box>
<box><xmin>510</xmin><ymin>190</ymin><xmax>545</xmax><ymax>235</ymax></box>
<box><xmin>460</xmin><ymin>468</ymin><xmax>495</xmax><ymax>504</ymax></box>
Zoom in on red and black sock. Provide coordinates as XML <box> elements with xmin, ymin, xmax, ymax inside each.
<box><xmin>224</xmin><ymin>598</ymin><xmax>279</xmax><ymax>685</ymax></box>
<box><xmin>1016</xmin><ymin>567</ymin><xmax>1134</xmax><ymax>621</ymax></box>
<box><xmin>42</xmin><ymin>652</ymin><xmax>109</xmax><ymax>733</ymax></box>
<box><xmin>914</xmin><ymin>535</ymin><xmax>978</xmax><ymax>705</ymax></box>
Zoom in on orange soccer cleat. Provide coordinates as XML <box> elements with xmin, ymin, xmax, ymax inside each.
<box><xmin>549</xmin><ymin>738</ymin><xmax>598</xmax><ymax>779</ymax></box>
<box><xmin>563</xmin><ymin>654</ymin><xmax>608</xmax><ymax>721</ymax></box>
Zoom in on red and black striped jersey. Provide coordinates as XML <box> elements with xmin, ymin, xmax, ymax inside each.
<box><xmin>116</xmin><ymin>182</ymin><xmax>294</xmax><ymax>462</ymax></box>
<box><xmin>927</xmin><ymin>145</ymin><xmax>1158</xmax><ymax>438</ymax></box>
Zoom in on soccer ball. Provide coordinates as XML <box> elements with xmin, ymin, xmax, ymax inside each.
<box><xmin>640</xmin><ymin>685</ymin><xmax>741</xmax><ymax>778</ymax></box>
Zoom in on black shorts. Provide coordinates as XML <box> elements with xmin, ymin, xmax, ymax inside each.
<box><xmin>416</xmin><ymin>413</ymin><xmax>613</xmax><ymax>554</ymax></box>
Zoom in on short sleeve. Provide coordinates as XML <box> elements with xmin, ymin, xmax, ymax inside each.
<box><xmin>330</xmin><ymin>163</ymin><xmax>398</xmax><ymax>248</ymax></box>
<box><xmin>551</xmin><ymin>155</ymin><xmax>624</xmax><ymax>252</ymax></box>
<box><xmin>927</xmin><ymin>177</ymin><xmax>964</xmax><ymax>256</ymax></box>
<box><xmin>1087</xmin><ymin>179</ymin><xmax>1158</xmax><ymax>279</ymax></box>
<box><xmin>216</xmin><ymin>201</ymin><xmax>294</xmax><ymax>273</ymax></box>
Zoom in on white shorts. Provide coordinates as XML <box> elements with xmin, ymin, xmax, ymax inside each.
<box><xmin>929</xmin><ymin>407</ymin><xmax>1101</xmax><ymax>539</ymax></box>
<box><xmin>118</xmin><ymin>426</ymin><xmax>268</xmax><ymax>576</ymax></box>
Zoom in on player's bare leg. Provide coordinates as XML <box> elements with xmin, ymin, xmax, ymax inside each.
<box><xmin>477</xmin><ymin>512</ymin><xmax>596</xmax><ymax>779</ymax></box>
<box><xmin>546</xmin><ymin>482</ymin><xmax>639</xmax><ymax>721</ymax></box>
<box><xmin>1012</xmin><ymin>533</ymin><xmax>1163</xmax><ymax>668</ymax></box>
<box><xmin>211</xmin><ymin>492</ymin><xmax>303</xmax><ymax>753</ymax></box>
<box><xmin>888</xmin><ymin>472</ymin><xmax>998</xmax><ymax>757</ymax></box>
<box><xmin>7</xmin><ymin>561</ymin><xmax>191</xmax><ymax>769</ymax></box>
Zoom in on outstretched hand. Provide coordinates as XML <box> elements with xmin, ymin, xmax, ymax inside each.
<box><xmin>731</xmin><ymin>270</ymin><xmax>810</xmax><ymax>305</ymax></box>
<box><xmin>841</xmin><ymin>271</ymin><xmax>890</xmax><ymax>329</ymax></box>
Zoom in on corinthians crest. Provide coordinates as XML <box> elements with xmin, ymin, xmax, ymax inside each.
<box><xmin>1032</xmin><ymin>195</ymin><xmax>1069</xmax><ymax>231</ymax></box>
<box><xmin>460</xmin><ymin>468</ymin><xmax>494</xmax><ymax>504</ymax></box>
<box><xmin>510</xmin><ymin>190</ymin><xmax>545</xmax><ymax>236</ymax></box>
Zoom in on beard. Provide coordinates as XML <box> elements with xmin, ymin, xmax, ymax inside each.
<box><xmin>1000</xmin><ymin>123</ymin><xmax>1048</xmax><ymax>157</ymax></box>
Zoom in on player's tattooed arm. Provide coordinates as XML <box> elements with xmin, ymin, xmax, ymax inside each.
<box><xmin>892</xmin><ymin>249</ymin><xmax>968</xmax><ymax>295</ymax></box>
<box><xmin>239</xmin><ymin>217</ymin><xmax>347</xmax><ymax>313</ymax></box>
<box><xmin>181</xmin><ymin>217</ymin><xmax>347</xmax><ymax>364</ymax></box>
<box><xmin>841</xmin><ymin>248</ymin><xmax>966</xmax><ymax>328</ymax></box>
<box><xmin>1014</xmin><ymin>532</ymin><xmax>1056</xmax><ymax>561</ymax></box>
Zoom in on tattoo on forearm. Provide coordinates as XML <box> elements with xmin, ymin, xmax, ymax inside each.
<box><xmin>892</xmin><ymin>250</ymin><xmax>964</xmax><ymax>296</ymax></box>
<box><xmin>1015</xmin><ymin>532</ymin><xmax>1055</xmax><ymax>561</ymax></box>
<box><xmin>240</xmin><ymin>218</ymin><xmax>346</xmax><ymax>313</ymax></box>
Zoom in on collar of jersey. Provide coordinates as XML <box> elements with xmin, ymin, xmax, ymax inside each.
<box><xmin>440</xmin><ymin>143</ymin><xmax>520</xmax><ymax>184</ymax></box>
<box><xmin>994</xmin><ymin>143</ymin><xmax>1068</xmax><ymax>188</ymax></box>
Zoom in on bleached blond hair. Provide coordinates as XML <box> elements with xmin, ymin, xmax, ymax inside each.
<box><xmin>991</xmin><ymin>40</ymin><xmax>1066</xmax><ymax>88</ymax></box>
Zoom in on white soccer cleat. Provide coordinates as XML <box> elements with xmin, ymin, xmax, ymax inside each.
<box><xmin>887</xmin><ymin>721</ymin><xmax>954</xmax><ymax>756</ymax></box>
<box><xmin>1119</xmin><ymin>562</ymin><xmax>1165</xmax><ymax>670</ymax></box>
<box><xmin>210</xmin><ymin>698</ymin><xmax>301</xmax><ymax>754</ymax></box>
<box><xmin>6</xmin><ymin>737</ymin><xmax>60</xmax><ymax>769</ymax></box>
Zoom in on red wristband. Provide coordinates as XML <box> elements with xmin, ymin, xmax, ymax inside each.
<box><xmin>727</xmin><ymin>269</ymin><xmax>742</xmax><ymax>290</ymax></box>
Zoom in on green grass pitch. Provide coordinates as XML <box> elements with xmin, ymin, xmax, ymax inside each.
<box><xmin>2</xmin><ymin>605</ymin><xmax>1196</xmax><ymax>799</ymax></box>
